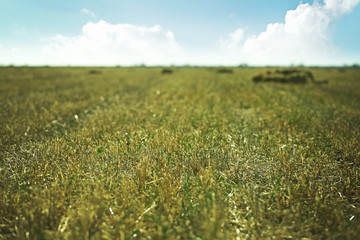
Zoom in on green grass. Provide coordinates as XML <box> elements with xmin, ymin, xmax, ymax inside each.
<box><xmin>1</xmin><ymin>66</ymin><xmax>360</xmax><ymax>239</ymax></box>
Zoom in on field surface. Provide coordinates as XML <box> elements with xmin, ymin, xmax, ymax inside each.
<box><xmin>1</xmin><ymin>67</ymin><xmax>360</xmax><ymax>239</ymax></box>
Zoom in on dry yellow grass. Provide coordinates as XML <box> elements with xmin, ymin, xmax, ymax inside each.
<box><xmin>1</xmin><ymin>66</ymin><xmax>360</xmax><ymax>239</ymax></box>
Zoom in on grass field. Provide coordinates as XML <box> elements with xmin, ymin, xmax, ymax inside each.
<box><xmin>1</xmin><ymin>66</ymin><xmax>360</xmax><ymax>239</ymax></box>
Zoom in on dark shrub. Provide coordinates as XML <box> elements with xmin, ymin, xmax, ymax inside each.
<box><xmin>254</xmin><ymin>69</ymin><xmax>315</xmax><ymax>84</ymax></box>
<box><xmin>253</xmin><ymin>74</ymin><xmax>263</xmax><ymax>83</ymax></box>
<box><xmin>89</xmin><ymin>70</ymin><xmax>102</xmax><ymax>74</ymax></box>
<box><xmin>162</xmin><ymin>68</ymin><xmax>173</xmax><ymax>74</ymax></box>
<box><xmin>304</xmin><ymin>71</ymin><xmax>314</xmax><ymax>82</ymax></box>
<box><xmin>275</xmin><ymin>69</ymin><xmax>300</xmax><ymax>75</ymax></box>
<box><xmin>288</xmin><ymin>75</ymin><xmax>307</xmax><ymax>83</ymax></box>
<box><xmin>217</xmin><ymin>68</ymin><xmax>233</xmax><ymax>74</ymax></box>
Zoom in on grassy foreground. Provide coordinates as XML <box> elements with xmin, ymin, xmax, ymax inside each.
<box><xmin>1</xmin><ymin>66</ymin><xmax>360</xmax><ymax>239</ymax></box>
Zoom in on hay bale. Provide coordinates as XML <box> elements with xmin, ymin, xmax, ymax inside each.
<box><xmin>162</xmin><ymin>68</ymin><xmax>173</xmax><ymax>74</ymax></box>
<box><xmin>288</xmin><ymin>75</ymin><xmax>307</xmax><ymax>83</ymax></box>
<box><xmin>89</xmin><ymin>69</ymin><xmax>102</xmax><ymax>74</ymax></box>
<box><xmin>253</xmin><ymin>69</ymin><xmax>314</xmax><ymax>84</ymax></box>
<box><xmin>217</xmin><ymin>68</ymin><xmax>233</xmax><ymax>74</ymax></box>
<box><xmin>275</xmin><ymin>69</ymin><xmax>300</xmax><ymax>75</ymax></box>
<box><xmin>264</xmin><ymin>76</ymin><xmax>288</xmax><ymax>83</ymax></box>
<box><xmin>304</xmin><ymin>71</ymin><xmax>314</xmax><ymax>82</ymax></box>
<box><xmin>252</xmin><ymin>74</ymin><xmax>263</xmax><ymax>83</ymax></box>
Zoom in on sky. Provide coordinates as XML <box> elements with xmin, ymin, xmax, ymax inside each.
<box><xmin>0</xmin><ymin>0</ymin><xmax>360</xmax><ymax>66</ymax></box>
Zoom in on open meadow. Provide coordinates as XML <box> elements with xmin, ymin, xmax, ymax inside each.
<box><xmin>1</xmin><ymin>66</ymin><xmax>360</xmax><ymax>239</ymax></box>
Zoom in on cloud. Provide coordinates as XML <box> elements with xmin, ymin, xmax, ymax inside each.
<box><xmin>324</xmin><ymin>0</ymin><xmax>360</xmax><ymax>15</ymax></box>
<box><xmin>41</xmin><ymin>20</ymin><xmax>183</xmax><ymax>65</ymax></box>
<box><xmin>219</xmin><ymin>28</ymin><xmax>245</xmax><ymax>50</ymax></box>
<box><xmin>222</xmin><ymin>0</ymin><xmax>360</xmax><ymax>65</ymax></box>
<box><xmin>81</xmin><ymin>8</ymin><xmax>95</xmax><ymax>18</ymax></box>
<box><xmin>1</xmin><ymin>0</ymin><xmax>359</xmax><ymax>66</ymax></box>
<box><xmin>0</xmin><ymin>44</ymin><xmax>24</xmax><ymax>65</ymax></box>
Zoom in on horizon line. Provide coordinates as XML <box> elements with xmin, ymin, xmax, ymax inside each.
<box><xmin>1</xmin><ymin>63</ymin><xmax>360</xmax><ymax>68</ymax></box>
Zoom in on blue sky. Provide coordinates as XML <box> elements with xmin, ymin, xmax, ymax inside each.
<box><xmin>0</xmin><ymin>0</ymin><xmax>359</xmax><ymax>66</ymax></box>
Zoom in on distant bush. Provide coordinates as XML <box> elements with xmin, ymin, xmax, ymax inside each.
<box><xmin>217</xmin><ymin>68</ymin><xmax>233</xmax><ymax>74</ymax></box>
<box><xmin>89</xmin><ymin>69</ymin><xmax>102</xmax><ymax>74</ymax></box>
<box><xmin>252</xmin><ymin>74</ymin><xmax>263</xmax><ymax>83</ymax></box>
<box><xmin>253</xmin><ymin>69</ymin><xmax>314</xmax><ymax>84</ymax></box>
<box><xmin>162</xmin><ymin>68</ymin><xmax>173</xmax><ymax>74</ymax></box>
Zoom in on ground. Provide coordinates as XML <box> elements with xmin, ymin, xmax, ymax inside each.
<box><xmin>1</xmin><ymin>66</ymin><xmax>360</xmax><ymax>239</ymax></box>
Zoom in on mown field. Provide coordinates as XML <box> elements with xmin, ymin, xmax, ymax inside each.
<box><xmin>1</xmin><ymin>66</ymin><xmax>360</xmax><ymax>239</ymax></box>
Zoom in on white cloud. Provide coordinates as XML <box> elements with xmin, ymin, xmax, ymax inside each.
<box><xmin>220</xmin><ymin>28</ymin><xmax>245</xmax><ymax>50</ymax></box>
<box><xmin>81</xmin><ymin>8</ymin><xmax>95</xmax><ymax>18</ymax></box>
<box><xmin>41</xmin><ymin>20</ymin><xmax>183</xmax><ymax>65</ymax></box>
<box><xmin>0</xmin><ymin>45</ymin><xmax>23</xmax><ymax>65</ymax></box>
<box><xmin>222</xmin><ymin>0</ymin><xmax>360</xmax><ymax>65</ymax></box>
<box><xmin>1</xmin><ymin>0</ymin><xmax>359</xmax><ymax>66</ymax></box>
<box><xmin>324</xmin><ymin>0</ymin><xmax>360</xmax><ymax>15</ymax></box>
